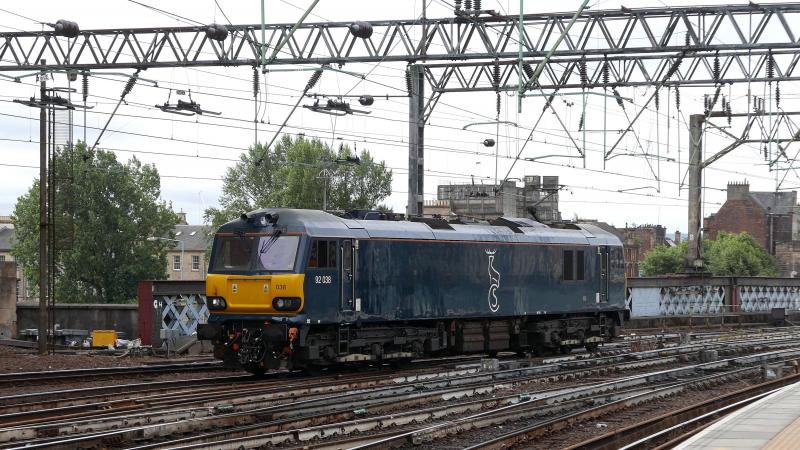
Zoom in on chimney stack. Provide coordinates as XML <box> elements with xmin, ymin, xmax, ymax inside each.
<box><xmin>176</xmin><ymin>211</ymin><xmax>188</xmax><ymax>225</ymax></box>
<box><xmin>675</xmin><ymin>230</ymin><xmax>681</xmax><ymax>244</ymax></box>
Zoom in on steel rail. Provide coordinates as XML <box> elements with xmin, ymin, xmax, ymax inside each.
<box><xmin>564</xmin><ymin>374</ymin><xmax>800</xmax><ymax>450</ymax></box>
<box><xmin>10</xmin><ymin>339</ymin><xmax>800</xmax><ymax>449</ymax></box>
<box><xmin>0</xmin><ymin>361</ymin><xmax>224</xmax><ymax>385</ymax></box>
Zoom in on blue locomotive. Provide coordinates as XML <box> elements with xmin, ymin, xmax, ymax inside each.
<box><xmin>199</xmin><ymin>208</ymin><xmax>627</xmax><ymax>373</ymax></box>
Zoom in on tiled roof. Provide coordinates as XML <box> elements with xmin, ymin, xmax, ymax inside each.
<box><xmin>749</xmin><ymin>191</ymin><xmax>798</xmax><ymax>215</ymax></box>
<box><xmin>170</xmin><ymin>225</ymin><xmax>213</xmax><ymax>252</ymax></box>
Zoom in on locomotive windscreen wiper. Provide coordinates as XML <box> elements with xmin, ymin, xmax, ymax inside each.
<box><xmin>259</xmin><ymin>229</ymin><xmax>282</xmax><ymax>258</ymax></box>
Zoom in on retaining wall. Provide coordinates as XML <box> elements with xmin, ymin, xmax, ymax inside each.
<box><xmin>15</xmin><ymin>302</ymin><xmax>138</xmax><ymax>338</ymax></box>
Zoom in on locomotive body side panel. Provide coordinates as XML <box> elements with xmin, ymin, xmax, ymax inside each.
<box><xmin>353</xmin><ymin>239</ymin><xmax>625</xmax><ymax>322</ymax></box>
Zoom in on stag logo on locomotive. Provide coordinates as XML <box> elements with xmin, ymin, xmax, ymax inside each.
<box><xmin>486</xmin><ymin>249</ymin><xmax>501</xmax><ymax>312</ymax></box>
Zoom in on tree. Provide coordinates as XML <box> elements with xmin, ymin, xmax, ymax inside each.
<box><xmin>640</xmin><ymin>242</ymin><xmax>687</xmax><ymax>276</ymax></box>
<box><xmin>639</xmin><ymin>232</ymin><xmax>778</xmax><ymax>277</ymax></box>
<box><xmin>204</xmin><ymin>135</ymin><xmax>393</xmax><ymax>229</ymax></box>
<box><xmin>705</xmin><ymin>231</ymin><xmax>777</xmax><ymax>276</ymax></box>
<box><xmin>12</xmin><ymin>141</ymin><xmax>176</xmax><ymax>303</ymax></box>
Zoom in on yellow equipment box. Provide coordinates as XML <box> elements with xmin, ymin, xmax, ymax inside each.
<box><xmin>91</xmin><ymin>330</ymin><xmax>117</xmax><ymax>348</ymax></box>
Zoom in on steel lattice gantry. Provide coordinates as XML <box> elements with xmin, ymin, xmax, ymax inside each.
<box><xmin>2</xmin><ymin>3</ymin><xmax>800</xmax><ymax>87</ymax></box>
<box><xmin>4</xmin><ymin>3</ymin><xmax>800</xmax><ymax>215</ymax></box>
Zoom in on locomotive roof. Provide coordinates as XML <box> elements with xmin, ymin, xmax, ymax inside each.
<box><xmin>219</xmin><ymin>209</ymin><xmax>623</xmax><ymax>247</ymax></box>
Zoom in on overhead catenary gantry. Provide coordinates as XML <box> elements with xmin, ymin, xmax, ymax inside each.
<box><xmin>3</xmin><ymin>3</ymin><xmax>800</xmax><ymax>216</ymax></box>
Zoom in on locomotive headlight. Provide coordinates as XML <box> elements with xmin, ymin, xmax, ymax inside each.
<box><xmin>272</xmin><ymin>297</ymin><xmax>301</xmax><ymax>311</ymax></box>
<box><xmin>208</xmin><ymin>297</ymin><xmax>227</xmax><ymax>310</ymax></box>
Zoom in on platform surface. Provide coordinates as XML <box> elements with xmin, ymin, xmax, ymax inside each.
<box><xmin>676</xmin><ymin>379</ymin><xmax>800</xmax><ymax>450</ymax></box>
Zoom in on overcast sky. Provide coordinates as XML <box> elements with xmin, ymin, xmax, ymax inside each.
<box><xmin>2</xmin><ymin>0</ymin><xmax>799</xmax><ymax>236</ymax></box>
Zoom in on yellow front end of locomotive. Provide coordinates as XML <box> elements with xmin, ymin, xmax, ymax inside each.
<box><xmin>206</xmin><ymin>273</ymin><xmax>305</xmax><ymax>315</ymax></box>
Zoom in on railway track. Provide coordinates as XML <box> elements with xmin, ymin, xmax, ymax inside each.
<box><xmin>2</xmin><ymin>329</ymin><xmax>798</xmax><ymax>450</ymax></box>
<box><xmin>0</xmin><ymin>360</ymin><xmax>226</xmax><ymax>386</ymax></box>
<box><xmin>563</xmin><ymin>375</ymin><xmax>797</xmax><ymax>450</ymax></box>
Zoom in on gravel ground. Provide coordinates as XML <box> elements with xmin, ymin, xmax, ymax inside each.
<box><xmin>406</xmin><ymin>377</ymin><xmax>763</xmax><ymax>450</ymax></box>
<box><xmin>0</xmin><ymin>343</ymin><xmax>168</xmax><ymax>373</ymax></box>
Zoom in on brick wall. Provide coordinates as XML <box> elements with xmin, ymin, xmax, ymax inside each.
<box><xmin>705</xmin><ymin>198</ymin><xmax>769</xmax><ymax>250</ymax></box>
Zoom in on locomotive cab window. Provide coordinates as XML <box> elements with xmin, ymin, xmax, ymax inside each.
<box><xmin>210</xmin><ymin>234</ymin><xmax>300</xmax><ymax>273</ymax></box>
<box><xmin>308</xmin><ymin>240</ymin><xmax>337</xmax><ymax>268</ymax></box>
<box><xmin>563</xmin><ymin>250</ymin><xmax>574</xmax><ymax>280</ymax></box>
<box><xmin>563</xmin><ymin>250</ymin><xmax>585</xmax><ymax>281</ymax></box>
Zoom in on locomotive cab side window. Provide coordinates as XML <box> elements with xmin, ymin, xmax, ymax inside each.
<box><xmin>563</xmin><ymin>250</ymin><xmax>586</xmax><ymax>281</ymax></box>
<box><xmin>563</xmin><ymin>250</ymin><xmax>574</xmax><ymax>280</ymax></box>
<box><xmin>308</xmin><ymin>240</ymin><xmax>337</xmax><ymax>268</ymax></box>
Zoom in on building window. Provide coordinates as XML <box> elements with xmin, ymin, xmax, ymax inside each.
<box><xmin>191</xmin><ymin>255</ymin><xmax>200</xmax><ymax>271</ymax></box>
<box><xmin>173</xmin><ymin>255</ymin><xmax>181</xmax><ymax>271</ymax></box>
<box><xmin>0</xmin><ymin>255</ymin><xmax>5</xmax><ymax>261</ymax></box>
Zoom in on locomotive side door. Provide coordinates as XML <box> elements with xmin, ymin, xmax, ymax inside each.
<box><xmin>597</xmin><ymin>245</ymin><xmax>610</xmax><ymax>303</ymax></box>
<box><xmin>340</xmin><ymin>239</ymin><xmax>356</xmax><ymax>311</ymax></box>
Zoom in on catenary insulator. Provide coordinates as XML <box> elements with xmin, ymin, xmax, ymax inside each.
<box><xmin>253</xmin><ymin>66</ymin><xmax>260</xmax><ymax>97</ymax></box>
<box><xmin>205</xmin><ymin>23</ymin><xmax>229</xmax><ymax>42</ymax></box>
<box><xmin>306</xmin><ymin>68</ymin><xmax>323</xmax><ymax>91</ymax></box>
<box><xmin>122</xmin><ymin>71</ymin><xmax>138</xmax><ymax>98</ymax></box>
<box><xmin>602</xmin><ymin>60</ymin><xmax>610</xmax><ymax>86</ymax></box>
<box><xmin>82</xmin><ymin>72</ymin><xmax>89</xmax><ymax>102</ymax></box>
<box><xmin>685</xmin><ymin>32</ymin><xmax>691</xmax><ymax>47</ymax></box>
<box><xmin>776</xmin><ymin>83</ymin><xmax>781</xmax><ymax>108</ymax></box>
<box><xmin>654</xmin><ymin>89</ymin><xmax>660</xmax><ymax>110</ymax></box>
<box><xmin>493</xmin><ymin>59</ymin><xmax>500</xmax><ymax>89</ymax></box>
<box><xmin>405</xmin><ymin>66</ymin><xmax>413</xmax><ymax>96</ymax></box>
<box><xmin>713</xmin><ymin>52</ymin><xmax>720</xmax><ymax>81</ymax></box>
<box><xmin>54</xmin><ymin>19</ymin><xmax>80</xmax><ymax>38</ymax></box>
<box><xmin>578</xmin><ymin>111</ymin><xmax>584</xmax><ymax>131</ymax></box>
<box><xmin>455</xmin><ymin>0</ymin><xmax>462</xmax><ymax>12</ymax></box>
<box><xmin>474</xmin><ymin>0</ymin><xmax>481</xmax><ymax>11</ymax></box>
<box><xmin>349</xmin><ymin>21</ymin><xmax>373</xmax><ymax>39</ymax></box>
<box><xmin>612</xmin><ymin>87</ymin><xmax>624</xmax><ymax>110</ymax></box>
<box><xmin>767</xmin><ymin>51</ymin><xmax>775</xmax><ymax>80</ymax></box>
<box><xmin>465</xmin><ymin>0</ymin><xmax>472</xmax><ymax>10</ymax></box>
<box><xmin>579</xmin><ymin>58</ymin><xmax>587</xmax><ymax>87</ymax></box>
<box><xmin>523</xmin><ymin>62</ymin><xmax>535</xmax><ymax>80</ymax></box>
<box><xmin>675</xmin><ymin>86</ymin><xmax>681</xmax><ymax>110</ymax></box>
<box><xmin>496</xmin><ymin>93</ymin><xmax>501</xmax><ymax>116</ymax></box>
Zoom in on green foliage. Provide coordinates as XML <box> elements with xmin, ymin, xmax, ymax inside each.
<box><xmin>11</xmin><ymin>141</ymin><xmax>176</xmax><ymax>303</ymax></box>
<box><xmin>640</xmin><ymin>232</ymin><xmax>778</xmax><ymax>277</ymax></box>
<box><xmin>204</xmin><ymin>135</ymin><xmax>393</xmax><ymax>230</ymax></box>
<box><xmin>705</xmin><ymin>231</ymin><xmax>777</xmax><ymax>277</ymax></box>
<box><xmin>640</xmin><ymin>242</ymin><xmax>687</xmax><ymax>276</ymax></box>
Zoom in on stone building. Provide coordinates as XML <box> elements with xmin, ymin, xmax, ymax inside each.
<box><xmin>0</xmin><ymin>216</ymin><xmax>34</xmax><ymax>302</ymax></box>
<box><xmin>617</xmin><ymin>225</ymin><xmax>669</xmax><ymax>277</ymax></box>
<box><xmin>704</xmin><ymin>182</ymin><xmax>799</xmax><ymax>255</ymax></box>
<box><xmin>162</xmin><ymin>213</ymin><xmax>213</xmax><ymax>281</ymax></box>
<box><xmin>431</xmin><ymin>175</ymin><xmax>561</xmax><ymax>222</ymax></box>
